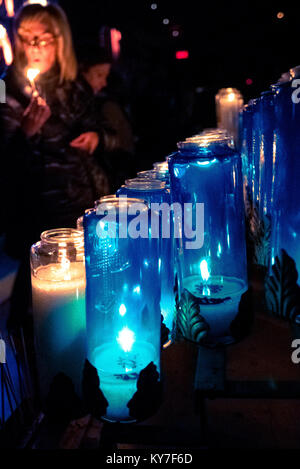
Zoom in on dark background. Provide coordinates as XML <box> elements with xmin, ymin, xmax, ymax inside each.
<box><xmin>60</xmin><ymin>0</ymin><xmax>298</xmax><ymax>165</ymax></box>
<box><xmin>1</xmin><ymin>0</ymin><xmax>297</xmax><ymax>166</ymax></box>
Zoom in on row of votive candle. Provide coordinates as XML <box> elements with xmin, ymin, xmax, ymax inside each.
<box><xmin>31</xmin><ymin>132</ymin><xmax>249</xmax><ymax>421</ymax></box>
<box><xmin>239</xmin><ymin>65</ymin><xmax>300</xmax><ymax>280</ymax></box>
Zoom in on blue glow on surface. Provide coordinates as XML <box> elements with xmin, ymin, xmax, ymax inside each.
<box><xmin>196</xmin><ymin>158</ymin><xmax>217</xmax><ymax>166</ymax></box>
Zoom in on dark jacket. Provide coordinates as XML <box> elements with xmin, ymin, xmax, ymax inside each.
<box><xmin>0</xmin><ymin>65</ymin><xmax>109</xmax><ymax>255</ymax></box>
<box><xmin>79</xmin><ymin>77</ymin><xmax>136</xmax><ymax>193</ymax></box>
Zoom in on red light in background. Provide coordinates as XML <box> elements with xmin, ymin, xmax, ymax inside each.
<box><xmin>110</xmin><ymin>28</ymin><xmax>122</xmax><ymax>60</ymax></box>
<box><xmin>176</xmin><ymin>50</ymin><xmax>189</xmax><ymax>60</ymax></box>
<box><xmin>246</xmin><ymin>78</ymin><xmax>253</xmax><ymax>85</ymax></box>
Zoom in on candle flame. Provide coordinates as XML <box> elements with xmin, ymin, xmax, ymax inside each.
<box><xmin>119</xmin><ymin>304</ymin><xmax>127</xmax><ymax>316</ymax></box>
<box><xmin>227</xmin><ymin>92</ymin><xmax>236</xmax><ymax>102</ymax></box>
<box><xmin>117</xmin><ymin>327</ymin><xmax>135</xmax><ymax>353</ymax></box>
<box><xmin>25</xmin><ymin>0</ymin><xmax>48</xmax><ymax>6</ymax></box>
<box><xmin>27</xmin><ymin>68</ymin><xmax>40</xmax><ymax>97</ymax></box>
<box><xmin>0</xmin><ymin>24</ymin><xmax>13</xmax><ymax>66</ymax></box>
<box><xmin>4</xmin><ymin>0</ymin><xmax>14</xmax><ymax>17</ymax></box>
<box><xmin>200</xmin><ymin>259</ymin><xmax>210</xmax><ymax>282</ymax></box>
<box><xmin>27</xmin><ymin>68</ymin><xmax>40</xmax><ymax>82</ymax></box>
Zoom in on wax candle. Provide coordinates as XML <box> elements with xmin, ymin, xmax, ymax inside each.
<box><xmin>91</xmin><ymin>334</ymin><xmax>158</xmax><ymax>421</ymax></box>
<box><xmin>31</xmin><ymin>262</ymin><xmax>86</xmax><ymax>398</ymax></box>
<box><xmin>169</xmin><ymin>134</ymin><xmax>248</xmax><ymax>345</ymax></box>
<box><xmin>183</xmin><ymin>268</ymin><xmax>247</xmax><ymax>340</ymax></box>
<box><xmin>215</xmin><ymin>88</ymin><xmax>244</xmax><ymax>143</ymax></box>
<box><xmin>31</xmin><ymin>229</ymin><xmax>86</xmax><ymax>399</ymax></box>
<box><xmin>84</xmin><ymin>199</ymin><xmax>162</xmax><ymax>422</ymax></box>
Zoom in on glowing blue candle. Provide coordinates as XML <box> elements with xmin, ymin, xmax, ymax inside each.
<box><xmin>84</xmin><ymin>198</ymin><xmax>161</xmax><ymax>422</ymax></box>
<box><xmin>269</xmin><ymin>75</ymin><xmax>300</xmax><ymax>276</ymax></box>
<box><xmin>169</xmin><ymin>132</ymin><xmax>248</xmax><ymax>345</ymax></box>
<box><xmin>116</xmin><ymin>180</ymin><xmax>175</xmax><ymax>341</ymax></box>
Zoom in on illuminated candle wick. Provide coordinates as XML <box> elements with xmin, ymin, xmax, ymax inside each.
<box><xmin>59</xmin><ymin>244</ymin><xmax>71</xmax><ymax>281</ymax></box>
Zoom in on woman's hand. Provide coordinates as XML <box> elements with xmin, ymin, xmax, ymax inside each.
<box><xmin>21</xmin><ymin>96</ymin><xmax>51</xmax><ymax>138</ymax></box>
<box><xmin>70</xmin><ymin>132</ymin><xmax>99</xmax><ymax>155</ymax></box>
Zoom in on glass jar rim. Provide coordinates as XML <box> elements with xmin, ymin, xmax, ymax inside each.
<box><xmin>124</xmin><ymin>179</ymin><xmax>166</xmax><ymax>190</ymax></box>
<box><xmin>153</xmin><ymin>162</ymin><xmax>169</xmax><ymax>173</ymax></box>
<box><xmin>95</xmin><ymin>196</ymin><xmax>149</xmax><ymax>209</ymax></box>
<box><xmin>41</xmin><ymin>228</ymin><xmax>83</xmax><ymax>246</ymax></box>
<box><xmin>177</xmin><ymin>132</ymin><xmax>234</xmax><ymax>152</ymax></box>
<box><xmin>95</xmin><ymin>197</ymin><xmax>149</xmax><ymax>214</ymax></box>
<box><xmin>137</xmin><ymin>170</ymin><xmax>157</xmax><ymax>178</ymax></box>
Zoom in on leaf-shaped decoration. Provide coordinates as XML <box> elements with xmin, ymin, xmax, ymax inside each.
<box><xmin>265</xmin><ymin>249</ymin><xmax>300</xmax><ymax>323</ymax></box>
<box><xmin>175</xmin><ymin>289</ymin><xmax>209</xmax><ymax>344</ymax></box>
<box><xmin>44</xmin><ymin>373</ymin><xmax>83</xmax><ymax>424</ymax></box>
<box><xmin>127</xmin><ymin>362</ymin><xmax>163</xmax><ymax>421</ymax></box>
<box><xmin>82</xmin><ymin>360</ymin><xmax>109</xmax><ymax>420</ymax></box>
<box><xmin>230</xmin><ymin>288</ymin><xmax>254</xmax><ymax>341</ymax></box>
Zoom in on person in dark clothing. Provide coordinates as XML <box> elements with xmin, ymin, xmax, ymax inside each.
<box><xmin>0</xmin><ymin>4</ymin><xmax>109</xmax><ymax>329</ymax></box>
<box><xmin>78</xmin><ymin>45</ymin><xmax>136</xmax><ymax>193</ymax></box>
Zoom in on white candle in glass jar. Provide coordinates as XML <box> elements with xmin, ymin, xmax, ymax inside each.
<box><xmin>31</xmin><ymin>262</ymin><xmax>86</xmax><ymax>398</ymax></box>
<box><xmin>215</xmin><ymin>88</ymin><xmax>243</xmax><ymax>142</ymax></box>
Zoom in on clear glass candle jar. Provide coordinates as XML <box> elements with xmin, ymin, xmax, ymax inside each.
<box><xmin>215</xmin><ymin>88</ymin><xmax>244</xmax><ymax>143</ymax></box>
<box><xmin>169</xmin><ymin>135</ymin><xmax>248</xmax><ymax>345</ymax></box>
<box><xmin>30</xmin><ymin>229</ymin><xmax>86</xmax><ymax>400</ymax></box>
<box><xmin>84</xmin><ymin>198</ymin><xmax>162</xmax><ymax>422</ymax></box>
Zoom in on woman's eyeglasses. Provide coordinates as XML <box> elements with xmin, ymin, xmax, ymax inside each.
<box><xmin>18</xmin><ymin>34</ymin><xmax>57</xmax><ymax>48</ymax></box>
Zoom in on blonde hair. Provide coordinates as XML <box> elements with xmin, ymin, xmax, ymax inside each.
<box><xmin>14</xmin><ymin>3</ymin><xmax>77</xmax><ymax>83</ymax></box>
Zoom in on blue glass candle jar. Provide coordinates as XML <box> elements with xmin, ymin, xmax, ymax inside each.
<box><xmin>258</xmin><ymin>91</ymin><xmax>276</xmax><ymax>220</ymax></box>
<box><xmin>249</xmin><ymin>98</ymin><xmax>261</xmax><ymax>210</ymax></box>
<box><xmin>116</xmin><ymin>180</ymin><xmax>175</xmax><ymax>342</ymax></box>
<box><xmin>268</xmin><ymin>78</ymin><xmax>300</xmax><ymax>280</ymax></box>
<box><xmin>168</xmin><ymin>135</ymin><xmax>248</xmax><ymax>345</ymax></box>
<box><xmin>84</xmin><ymin>198</ymin><xmax>162</xmax><ymax>422</ymax></box>
<box><xmin>239</xmin><ymin>104</ymin><xmax>254</xmax><ymax>210</ymax></box>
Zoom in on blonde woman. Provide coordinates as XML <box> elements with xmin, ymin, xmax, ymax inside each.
<box><xmin>0</xmin><ymin>3</ymin><xmax>109</xmax><ymax>329</ymax></box>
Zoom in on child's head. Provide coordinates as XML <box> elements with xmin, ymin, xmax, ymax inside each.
<box><xmin>14</xmin><ymin>3</ymin><xmax>77</xmax><ymax>82</ymax></box>
<box><xmin>79</xmin><ymin>45</ymin><xmax>112</xmax><ymax>94</ymax></box>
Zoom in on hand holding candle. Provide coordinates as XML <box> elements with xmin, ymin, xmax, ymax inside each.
<box><xmin>21</xmin><ymin>96</ymin><xmax>51</xmax><ymax>138</ymax></box>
